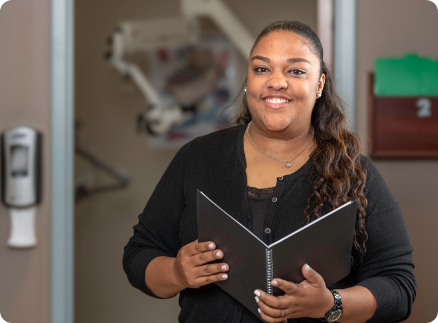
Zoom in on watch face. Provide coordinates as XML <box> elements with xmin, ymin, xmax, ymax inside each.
<box><xmin>328</xmin><ymin>310</ymin><xmax>342</xmax><ymax>322</ymax></box>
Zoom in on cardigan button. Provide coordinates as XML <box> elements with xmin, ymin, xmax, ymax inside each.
<box><xmin>272</xmin><ymin>197</ymin><xmax>277</xmax><ymax>203</ymax></box>
<box><xmin>265</xmin><ymin>228</ymin><xmax>271</xmax><ymax>234</ymax></box>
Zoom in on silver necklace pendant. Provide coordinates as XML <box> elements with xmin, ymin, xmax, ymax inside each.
<box><xmin>247</xmin><ymin>121</ymin><xmax>314</xmax><ymax>168</ymax></box>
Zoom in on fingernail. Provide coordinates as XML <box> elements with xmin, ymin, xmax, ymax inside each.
<box><xmin>222</xmin><ymin>274</ymin><xmax>228</xmax><ymax>279</ymax></box>
<box><xmin>208</xmin><ymin>243</ymin><xmax>214</xmax><ymax>249</ymax></box>
<box><xmin>216</xmin><ymin>252</ymin><xmax>221</xmax><ymax>257</ymax></box>
<box><xmin>254</xmin><ymin>290</ymin><xmax>260</xmax><ymax>297</ymax></box>
<box><xmin>305</xmin><ymin>264</ymin><xmax>311</xmax><ymax>272</ymax></box>
<box><xmin>255</xmin><ymin>296</ymin><xmax>259</xmax><ymax>303</ymax></box>
<box><xmin>272</xmin><ymin>280</ymin><xmax>278</xmax><ymax>286</ymax></box>
<box><xmin>258</xmin><ymin>308</ymin><xmax>261</xmax><ymax>314</ymax></box>
<box><xmin>221</xmin><ymin>265</ymin><xmax>227</xmax><ymax>270</ymax></box>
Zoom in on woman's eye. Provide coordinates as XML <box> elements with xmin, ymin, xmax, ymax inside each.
<box><xmin>254</xmin><ymin>67</ymin><xmax>269</xmax><ymax>73</ymax></box>
<box><xmin>289</xmin><ymin>69</ymin><xmax>305</xmax><ymax>75</ymax></box>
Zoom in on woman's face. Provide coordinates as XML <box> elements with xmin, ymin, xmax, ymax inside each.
<box><xmin>246</xmin><ymin>31</ymin><xmax>325</xmax><ymax>136</ymax></box>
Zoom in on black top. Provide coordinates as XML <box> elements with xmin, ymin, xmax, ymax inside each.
<box><xmin>242</xmin><ymin>186</ymin><xmax>274</xmax><ymax>323</ymax></box>
<box><xmin>247</xmin><ymin>186</ymin><xmax>274</xmax><ymax>240</ymax></box>
<box><xmin>122</xmin><ymin>123</ymin><xmax>416</xmax><ymax>323</ymax></box>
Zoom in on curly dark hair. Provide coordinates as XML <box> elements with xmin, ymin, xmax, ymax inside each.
<box><xmin>233</xmin><ymin>21</ymin><xmax>369</xmax><ymax>256</ymax></box>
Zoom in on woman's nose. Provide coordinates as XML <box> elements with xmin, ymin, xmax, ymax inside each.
<box><xmin>266</xmin><ymin>76</ymin><xmax>288</xmax><ymax>91</ymax></box>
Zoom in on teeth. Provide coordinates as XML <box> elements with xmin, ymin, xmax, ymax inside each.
<box><xmin>264</xmin><ymin>98</ymin><xmax>289</xmax><ymax>104</ymax></box>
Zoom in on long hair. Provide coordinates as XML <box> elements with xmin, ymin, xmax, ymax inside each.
<box><xmin>233</xmin><ymin>21</ymin><xmax>369</xmax><ymax>256</ymax></box>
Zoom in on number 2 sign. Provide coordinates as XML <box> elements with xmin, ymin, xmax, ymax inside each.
<box><xmin>417</xmin><ymin>98</ymin><xmax>432</xmax><ymax>118</ymax></box>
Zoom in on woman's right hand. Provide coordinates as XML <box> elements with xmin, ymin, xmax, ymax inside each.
<box><xmin>172</xmin><ymin>239</ymin><xmax>229</xmax><ymax>289</ymax></box>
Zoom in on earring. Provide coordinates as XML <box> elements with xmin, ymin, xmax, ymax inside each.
<box><xmin>316</xmin><ymin>92</ymin><xmax>321</xmax><ymax>98</ymax></box>
<box><xmin>245</xmin><ymin>87</ymin><xmax>247</xmax><ymax>92</ymax></box>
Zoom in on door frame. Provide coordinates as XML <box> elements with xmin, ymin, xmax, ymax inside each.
<box><xmin>51</xmin><ymin>0</ymin><xmax>75</xmax><ymax>322</ymax></box>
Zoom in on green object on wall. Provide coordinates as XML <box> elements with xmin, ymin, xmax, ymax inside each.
<box><xmin>374</xmin><ymin>54</ymin><xmax>438</xmax><ymax>97</ymax></box>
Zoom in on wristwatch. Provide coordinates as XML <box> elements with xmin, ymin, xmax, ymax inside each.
<box><xmin>321</xmin><ymin>289</ymin><xmax>342</xmax><ymax>322</ymax></box>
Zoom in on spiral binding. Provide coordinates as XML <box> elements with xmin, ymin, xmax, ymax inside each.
<box><xmin>265</xmin><ymin>249</ymin><xmax>288</xmax><ymax>323</ymax></box>
<box><xmin>265</xmin><ymin>248</ymin><xmax>273</xmax><ymax>295</ymax></box>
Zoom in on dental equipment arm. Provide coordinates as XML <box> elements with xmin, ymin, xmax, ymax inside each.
<box><xmin>106</xmin><ymin>0</ymin><xmax>254</xmax><ymax>135</ymax></box>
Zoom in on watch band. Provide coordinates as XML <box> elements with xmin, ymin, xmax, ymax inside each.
<box><xmin>321</xmin><ymin>289</ymin><xmax>343</xmax><ymax>322</ymax></box>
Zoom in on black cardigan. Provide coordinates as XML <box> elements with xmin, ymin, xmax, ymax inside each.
<box><xmin>122</xmin><ymin>123</ymin><xmax>416</xmax><ymax>323</ymax></box>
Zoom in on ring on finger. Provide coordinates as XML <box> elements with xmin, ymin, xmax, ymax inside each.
<box><xmin>280</xmin><ymin>309</ymin><xmax>285</xmax><ymax>317</ymax></box>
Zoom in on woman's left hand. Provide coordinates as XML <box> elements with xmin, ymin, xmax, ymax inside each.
<box><xmin>255</xmin><ymin>264</ymin><xmax>335</xmax><ymax>322</ymax></box>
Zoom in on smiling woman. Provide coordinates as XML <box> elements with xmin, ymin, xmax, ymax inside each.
<box><xmin>123</xmin><ymin>21</ymin><xmax>416</xmax><ymax>323</ymax></box>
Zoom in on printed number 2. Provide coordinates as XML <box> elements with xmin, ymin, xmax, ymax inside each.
<box><xmin>416</xmin><ymin>98</ymin><xmax>432</xmax><ymax>118</ymax></box>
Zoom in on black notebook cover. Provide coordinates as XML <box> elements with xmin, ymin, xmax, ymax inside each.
<box><xmin>197</xmin><ymin>190</ymin><xmax>357</xmax><ymax>320</ymax></box>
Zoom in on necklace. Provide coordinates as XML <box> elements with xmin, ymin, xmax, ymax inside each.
<box><xmin>246</xmin><ymin>121</ymin><xmax>314</xmax><ymax>168</ymax></box>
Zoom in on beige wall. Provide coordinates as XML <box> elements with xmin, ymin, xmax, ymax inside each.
<box><xmin>0</xmin><ymin>0</ymin><xmax>51</xmax><ymax>322</ymax></box>
<box><xmin>74</xmin><ymin>1</ymin><xmax>316</xmax><ymax>322</ymax></box>
<box><xmin>356</xmin><ymin>0</ymin><xmax>438</xmax><ymax>322</ymax></box>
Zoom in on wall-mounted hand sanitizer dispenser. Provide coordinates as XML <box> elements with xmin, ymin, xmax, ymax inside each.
<box><xmin>1</xmin><ymin>126</ymin><xmax>42</xmax><ymax>248</ymax></box>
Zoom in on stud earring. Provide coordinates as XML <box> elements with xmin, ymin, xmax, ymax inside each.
<box><xmin>316</xmin><ymin>92</ymin><xmax>322</xmax><ymax>98</ymax></box>
<box><xmin>244</xmin><ymin>87</ymin><xmax>247</xmax><ymax>92</ymax></box>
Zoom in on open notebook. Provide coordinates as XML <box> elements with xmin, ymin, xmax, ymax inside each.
<box><xmin>196</xmin><ymin>189</ymin><xmax>358</xmax><ymax>320</ymax></box>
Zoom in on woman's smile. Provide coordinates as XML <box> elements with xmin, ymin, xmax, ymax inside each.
<box><xmin>262</xmin><ymin>95</ymin><xmax>292</xmax><ymax>109</ymax></box>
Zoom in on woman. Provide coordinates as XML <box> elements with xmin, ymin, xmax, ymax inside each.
<box><xmin>123</xmin><ymin>21</ymin><xmax>416</xmax><ymax>323</ymax></box>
